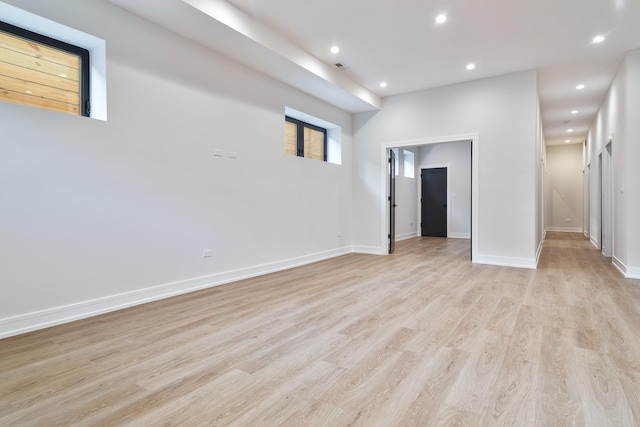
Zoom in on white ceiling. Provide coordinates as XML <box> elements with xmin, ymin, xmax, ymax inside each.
<box><xmin>107</xmin><ymin>0</ymin><xmax>640</xmax><ymax>146</ymax></box>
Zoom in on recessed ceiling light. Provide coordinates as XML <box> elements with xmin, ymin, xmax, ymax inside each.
<box><xmin>565</xmin><ymin>140</ymin><xmax>571</xmax><ymax>143</ymax></box>
<box><xmin>593</xmin><ymin>35</ymin><xmax>605</xmax><ymax>43</ymax></box>
<box><xmin>25</xmin><ymin>90</ymin><xmax>32</xmax><ymax>94</ymax></box>
<box><xmin>380</xmin><ymin>82</ymin><xmax>388</xmax><ymax>88</ymax></box>
<box><xmin>567</xmin><ymin>129</ymin><xmax>574</xmax><ymax>133</ymax></box>
<box><xmin>576</xmin><ymin>84</ymin><xmax>585</xmax><ymax>90</ymax></box>
<box><xmin>571</xmin><ymin>110</ymin><xmax>578</xmax><ymax>114</ymax></box>
<box><xmin>435</xmin><ymin>14</ymin><xmax>447</xmax><ymax>24</ymax></box>
<box><xmin>466</xmin><ymin>63</ymin><xmax>475</xmax><ymax>70</ymax></box>
<box><xmin>330</xmin><ymin>46</ymin><xmax>340</xmax><ymax>54</ymax></box>
<box><xmin>58</xmin><ymin>73</ymin><xmax>67</xmax><ymax>78</ymax></box>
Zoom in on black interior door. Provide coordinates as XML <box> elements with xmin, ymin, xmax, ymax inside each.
<box><xmin>421</xmin><ymin>167</ymin><xmax>447</xmax><ymax>237</ymax></box>
<box><xmin>389</xmin><ymin>150</ymin><xmax>396</xmax><ymax>254</ymax></box>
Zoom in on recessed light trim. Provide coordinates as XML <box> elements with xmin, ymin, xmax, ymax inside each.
<box><xmin>565</xmin><ymin>140</ymin><xmax>571</xmax><ymax>143</ymax></box>
<box><xmin>330</xmin><ymin>46</ymin><xmax>340</xmax><ymax>54</ymax></box>
<box><xmin>571</xmin><ymin>110</ymin><xmax>578</xmax><ymax>114</ymax></box>
<box><xmin>567</xmin><ymin>129</ymin><xmax>574</xmax><ymax>133</ymax></box>
<box><xmin>593</xmin><ymin>35</ymin><xmax>605</xmax><ymax>43</ymax></box>
<box><xmin>58</xmin><ymin>73</ymin><xmax>67</xmax><ymax>78</ymax></box>
<box><xmin>576</xmin><ymin>84</ymin><xmax>585</xmax><ymax>90</ymax></box>
<box><xmin>466</xmin><ymin>63</ymin><xmax>475</xmax><ymax>70</ymax></box>
<box><xmin>435</xmin><ymin>14</ymin><xmax>447</xmax><ymax>24</ymax></box>
<box><xmin>379</xmin><ymin>82</ymin><xmax>388</xmax><ymax>88</ymax></box>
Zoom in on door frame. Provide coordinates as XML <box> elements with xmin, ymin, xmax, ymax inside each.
<box><xmin>602</xmin><ymin>137</ymin><xmax>613</xmax><ymax>257</ymax></box>
<box><xmin>381</xmin><ymin>133</ymin><xmax>478</xmax><ymax>262</ymax></box>
<box><xmin>419</xmin><ymin>164</ymin><xmax>451</xmax><ymax>238</ymax></box>
<box><xmin>388</xmin><ymin>149</ymin><xmax>397</xmax><ymax>254</ymax></box>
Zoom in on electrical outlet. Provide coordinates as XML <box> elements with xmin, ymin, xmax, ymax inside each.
<box><xmin>202</xmin><ymin>249</ymin><xmax>213</xmax><ymax>258</ymax></box>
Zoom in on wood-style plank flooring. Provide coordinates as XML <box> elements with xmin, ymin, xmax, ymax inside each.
<box><xmin>1</xmin><ymin>232</ymin><xmax>639</xmax><ymax>426</ymax></box>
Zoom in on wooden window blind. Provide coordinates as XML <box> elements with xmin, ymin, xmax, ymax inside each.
<box><xmin>285</xmin><ymin>120</ymin><xmax>297</xmax><ymax>156</ymax></box>
<box><xmin>285</xmin><ymin>116</ymin><xmax>327</xmax><ymax>161</ymax></box>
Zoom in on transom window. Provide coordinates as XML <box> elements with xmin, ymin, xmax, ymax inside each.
<box><xmin>0</xmin><ymin>20</ymin><xmax>90</xmax><ymax>116</ymax></box>
<box><xmin>285</xmin><ymin>116</ymin><xmax>327</xmax><ymax>161</ymax></box>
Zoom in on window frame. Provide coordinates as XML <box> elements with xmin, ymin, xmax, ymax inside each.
<box><xmin>0</xmin><ymin>20</ymin><xmax>91</xmax><ymax>117</ymax></box>
<box><xmin>285</xmin><ymin>115</ymin><xmax>328</xmax><ymax>161</ymax></box>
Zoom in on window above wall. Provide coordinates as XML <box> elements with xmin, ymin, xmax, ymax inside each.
<box><xmin>0</xmin><ymin>20</ymin><xmax>90</xmax><ymax>116</ymax></box>
<box><xmin>284</xmin><ymin>107</ymin><xmax>342</xmax><ymax>165</ymax></box>
<box><xmin>0</xmin><ymin>2</ymin><xmax>107</xmax><ymax>120</ymax></box>
<box><xmin>285</xmin><ymin>116</ymin><xmax>327</xmax><ymax>161</ymax></box>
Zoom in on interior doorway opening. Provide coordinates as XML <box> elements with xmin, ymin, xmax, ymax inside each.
<box><xmin>383</xmin><ymin>135</ymin><xmax>478</xmax><ymax>262</ymax></box>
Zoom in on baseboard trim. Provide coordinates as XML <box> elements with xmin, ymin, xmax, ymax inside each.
<box><xmin>449</xmin><ymin>232</ymin><xmax>471</xmax><ymax>239</ymax></box>
<box><xmin>0</xmin><ymin>246</ymin><xmax>353</xmax><ymax>339</ymax></box>
<box><xmin>612</xmin><ymin>256</ymin><xmax>626</xmax><ymax>277</ymax></box>
<box><xmin>626</xmin><ymin>267</ymin><xmax>640</xmax><ymax>279</ymax></box>
<box><xmin>352</xmin><ymin>245</ymin><xmax>384</xmax><ymax>255</ymax></box>
<box><xmin>535</xmin><ymin>238</ymin><xmax>544</xmax><ymax>267</ymax></box>
<box><xmin>546</xmin><ymin>227</ymin><xmax>582</xmax><ymax>233</ymax></box>
<box><xmin>590</xmin><ymin>235</ymin><xmax>599</xmax><ymax>249</ymax></box>
<box><xmin>395</xmin><ymin>232</ymin><xmax>419</xmax><ymax>242</ymax></box>
<box><xmin>474</xmin><ymin>254</ymin><xmax>537</xmax><ymax>269</ymax></box>
<box><xmin>613</xmin><ymin>256</ymin><xmax>640</xmax><ymax>279</ymax></box>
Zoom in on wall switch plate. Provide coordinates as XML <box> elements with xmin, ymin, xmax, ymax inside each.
<box><xmin>202</xmin><ymin>249</ymin><xmax>213</xmax><ymax>257</ymax></box>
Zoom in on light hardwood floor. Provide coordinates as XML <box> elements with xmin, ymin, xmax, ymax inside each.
<box><xmin>1</xmin><ymin>233</ymin><xmax>639</xmax><ymax>426</ymax></box>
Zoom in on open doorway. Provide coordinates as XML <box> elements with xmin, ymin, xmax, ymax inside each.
<box><xmin>383</xmin><ymin>134</ymin><xmax>478</xmax><ymax>262</ymax></box>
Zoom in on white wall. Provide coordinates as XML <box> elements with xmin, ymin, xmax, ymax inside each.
<box><xmin>0</xmin><ymin>0</ymin><xmax>354</xmax><ymax>337</ymax></box>
<box><xmin>535</xmin><ymin>89</ymin><xmax>545</xmax><ymax>256</ymax></box>
<box><xmin>418</xmin><ymin>141</ymin><xmax>471</xmax><ymax>238</ymax></box>
<box><xmin>626</xmin><ymin>50</ymin><xmax>640</xmax><ymax>277</ymax></box>
<box><xmin>545</xmin><ymin>144</ymin><xmax>583</xmax><ymax>232</ymax></box>
<box><xmin>353</xmin><ymin>70</ymin><xmax>539</xmax><ymax>267</ymax></box>
<box><xmin>586</xmin><ymin>48</ymin><xmax>640</xmax><ymax>278</ymax></box>
<box><xmin>582</xmin><ymin>141</ymin><xmax>590</xmax><ymax>237</ymax></box>
<box><xmin>394</xmin><ymin>148</ymin><xmax>419</xmax><ymax>240</ymax></box>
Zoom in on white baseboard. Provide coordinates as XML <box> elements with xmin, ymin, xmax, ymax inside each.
<box><xmin>0</xmin><ymin>246</ymin><xmax>353</xmax><ymax>339</ymax></box>
<box><xmin>613</xmin><ymin>256</ymin><xmax>626</xmax><ymax>277</ymax></box>
<box><xmin>535</xmin><ymin>238</ymin><xmax>544</xmax><ymax>267</ymax></box>
<box><xmin>352</xmin><ymin>245</ymin><xmax>384</xmax><ymax>255</ymax></box>
<box><xmin>395</xmin><ymin>232</ymin><xmax>419</xmax><ymax>242</ymax></box>
<box><xmin>613</xmin><ymin>256</ymin><xmax>640</xmax><ymax>279</ymax></box>
<box><xmin>626</xmin><ymin>267</ymin><xmax>640</xmax><ymax>279</ymax></box>
<box><xmin>474</xmin><ymin>254</ymin><xmax>537</xmax><ymax>269</ymax></box>
<box><xmin>590</xmin><ymin>235</ymin><xmax>599</xmax><ymax>248</ymax></box>
<box><xmin>449</xmin><ymin>232</ymin><xmax>470</xmax><ymax>239</ymax></box>
<box><xmin>546</xmin><ymin>227</ymin><xmax>583</xmax><ymax>233</ymax></box>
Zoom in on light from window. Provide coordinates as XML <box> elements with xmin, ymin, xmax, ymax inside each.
<box><xmin>0</xmin><ymin>20</ymin><xmax>90</xmax><ymax>116</ymax></box>
<box><xmin>403</xmin><ymin>149</ymin><xmax>415</xmax><ymax>178</ymax></box>
<box><xmin>285</xmin><ymin>116</ymin><xmax>327</xmax><ymax>161</ymax></box>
